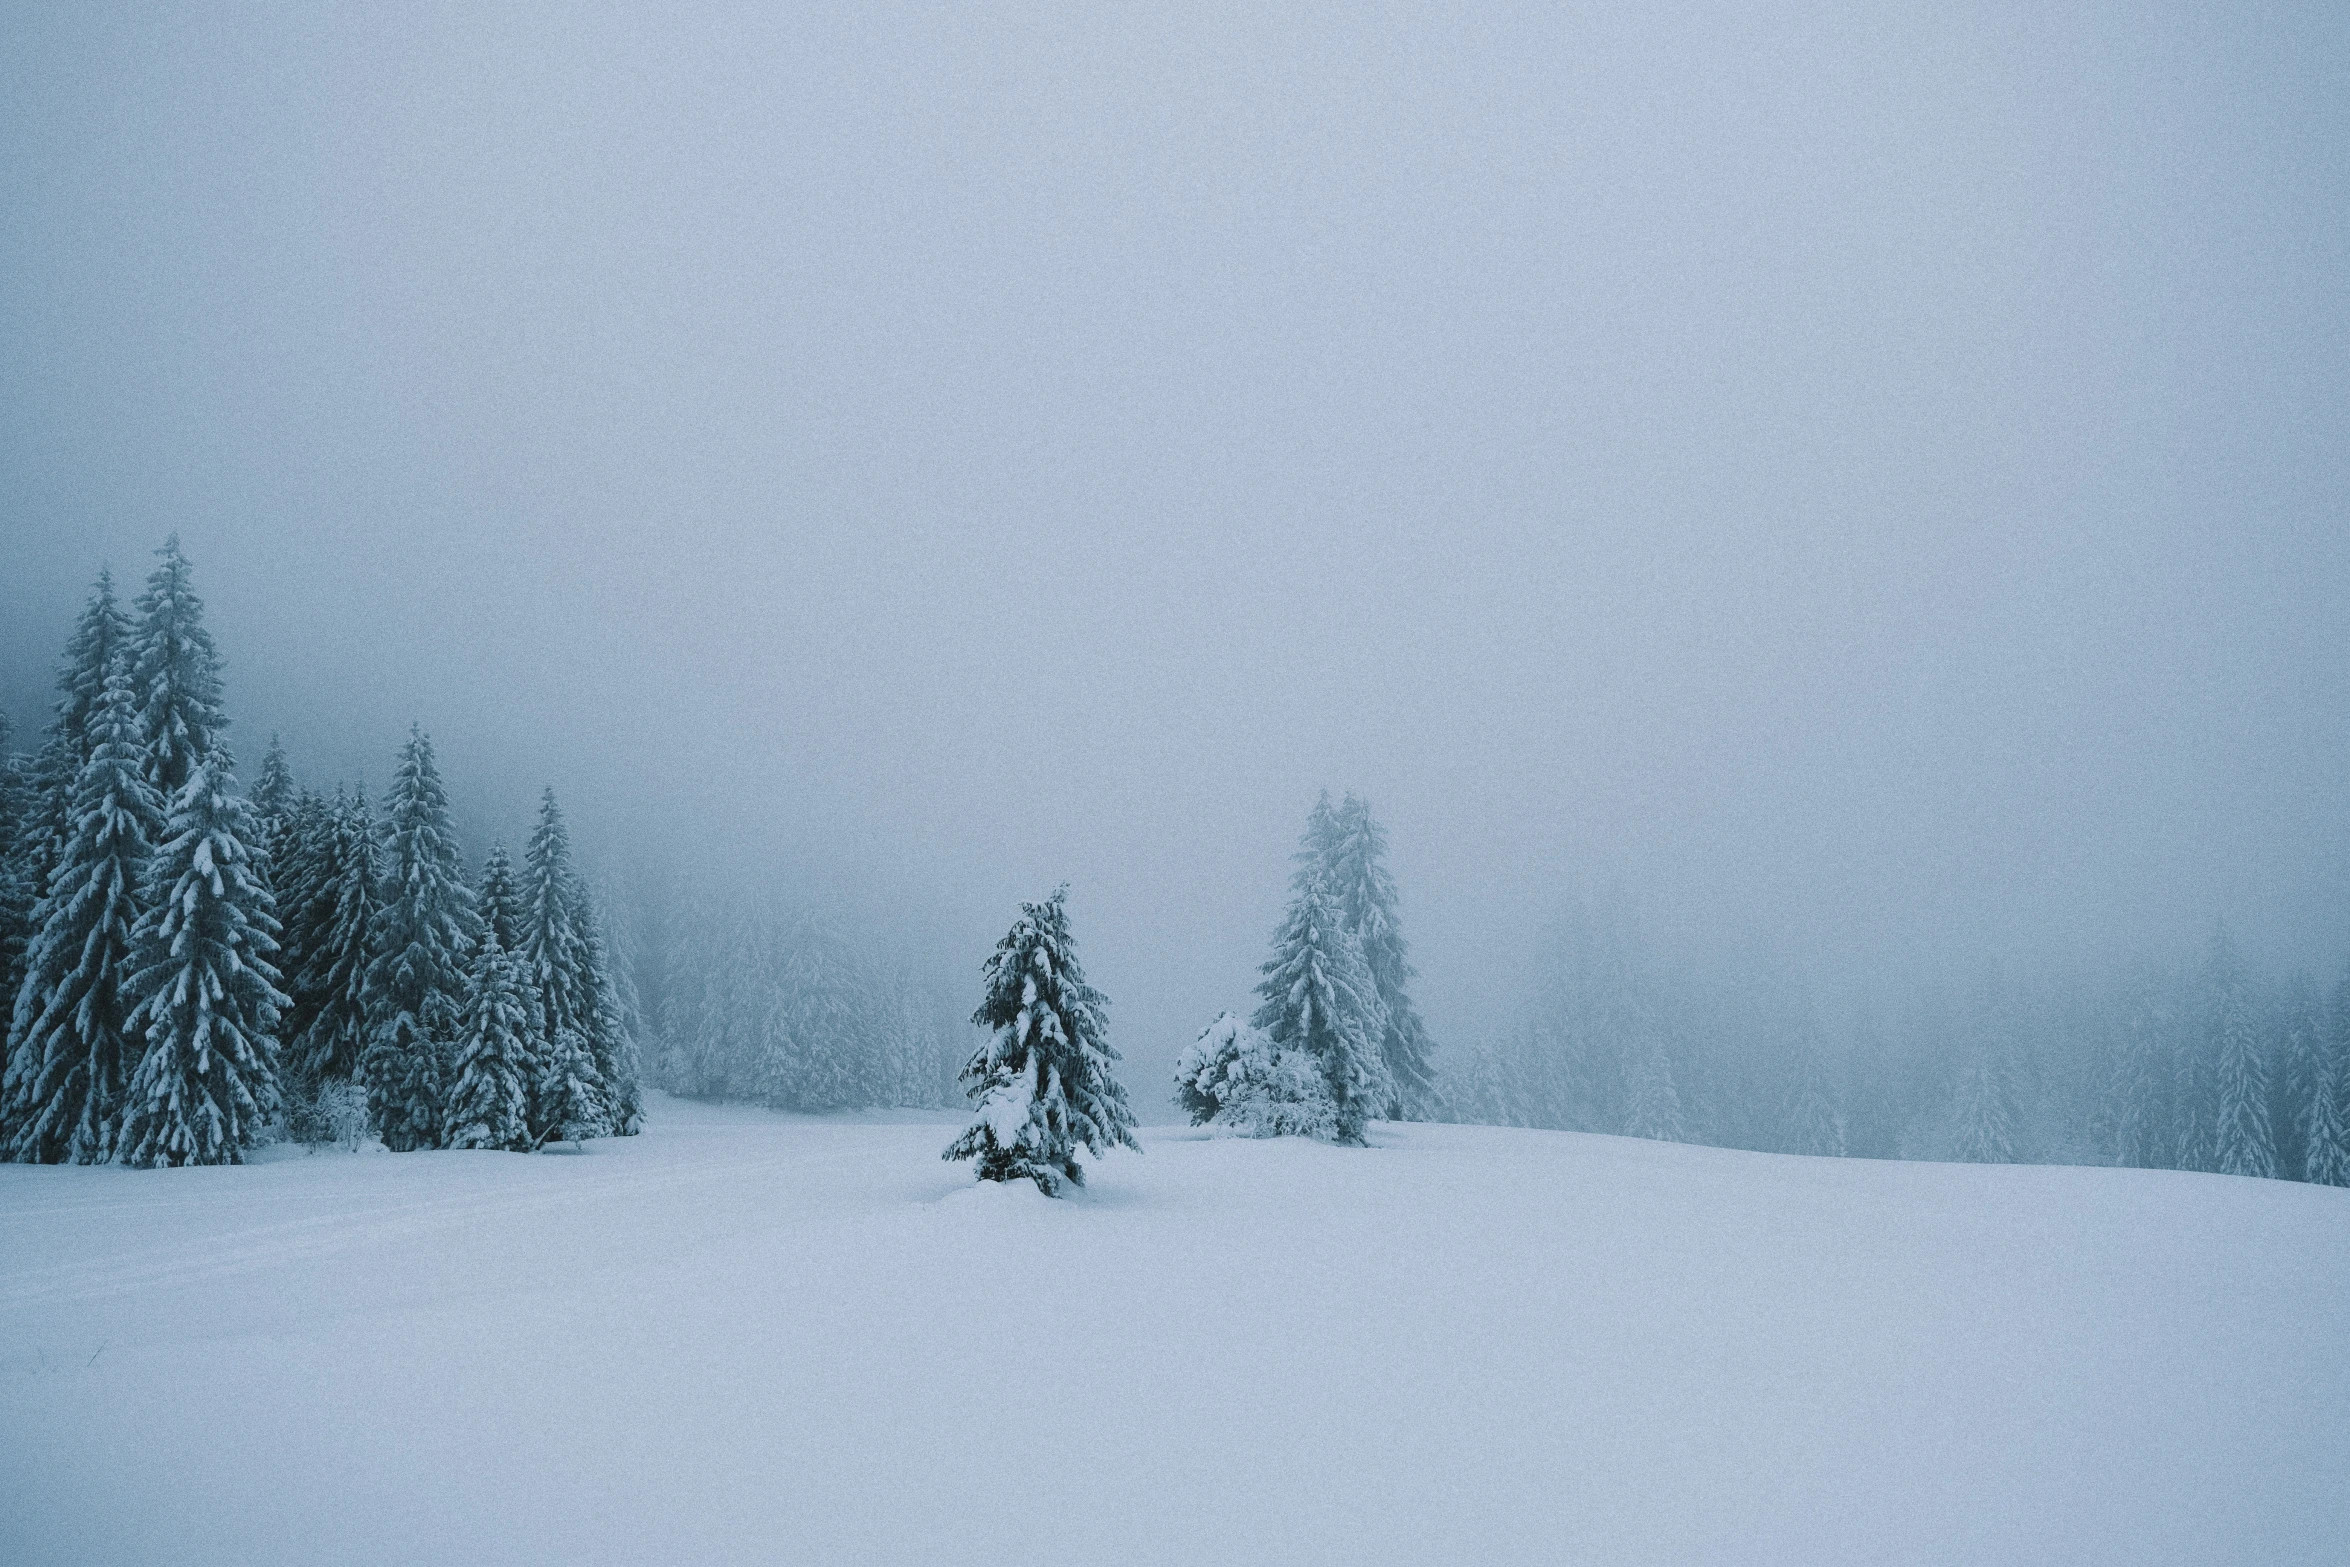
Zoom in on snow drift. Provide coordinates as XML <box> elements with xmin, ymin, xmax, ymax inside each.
<box><xmin>2</xmin><ymin>1095</ymin><xmax>2344</xmax><ymax>1565</ymax></box>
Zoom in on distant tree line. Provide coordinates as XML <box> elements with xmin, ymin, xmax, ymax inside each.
<box><xmin>0</xmin><ymin>539</ymin><xmax>641</xmax><ymax>1164</ymax></box>
<box><xmin>1440</xmin><ymin>899</ymin><xmax>2350</xmax><ymax>1187</ymax></box>
<box><xmin>637</xmin><ymin>889</ymin><xmax>964</xmax><ymax>1113</ymax></box>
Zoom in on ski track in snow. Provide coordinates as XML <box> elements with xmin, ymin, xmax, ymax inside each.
<box><xmin>2</xmin><ymin>1094</ymin><xmax>2345</xmax><ymax>1566</ymax></box>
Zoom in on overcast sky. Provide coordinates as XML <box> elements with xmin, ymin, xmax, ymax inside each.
<box><xmin>4</xmin><ymin>2</ymin><xmax>2346</xmax><ymax>1080</ymax></box>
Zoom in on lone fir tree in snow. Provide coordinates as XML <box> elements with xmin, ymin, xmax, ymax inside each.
<box><xmin>4</xmin><ymin>667</ymin><xmax>163</xmax><ymax>1163</ymax></box>
<box><xmin>128</xmin><ymin>537</ymin><xmax>228</xmax><ymax>803</ymax></box>
<box><xmin>117</xmin><ymin>753</ymin><xmax>287</xmax><ymax>1167</ymax></box>
<box><xmin>446</xmin><ymin>927</ymin><xmax>536</xmax><ymax>1152</ymax></box>
<box><xmin>945</xmin><ymin>887</ymin><xmax>1138</xmax><ymax>1195</ymax></box>
<box><xmin>1311</xmin><ymin>793</ymin><xmax>1436</xmax><ymax>1118</ymax></box>
<box><xmin>361</xmin><ymin>729</ymin><xmax>480</xmax><ymax>1151</ymax></box>
<box><xmin>1252</xmin><ymin>872</ymin><xmax>1390</xmax><ymax>1145</ymax></box>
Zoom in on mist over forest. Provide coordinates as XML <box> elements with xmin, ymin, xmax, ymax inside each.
<box><xmin>4</xmin><ymin>4</ymin><xmax>2346</xmax><ymax>1146</ymax></box>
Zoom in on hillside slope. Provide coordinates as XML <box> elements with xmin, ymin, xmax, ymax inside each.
<box><xmin>3</xmin><ymin>1096</ymin><xmax>2345</xmax><ymax>1565</ymax></box>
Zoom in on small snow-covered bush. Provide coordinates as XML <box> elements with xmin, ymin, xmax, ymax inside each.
<box><xmin>282</xmin><ymin>1075</ymin><xmax>373</xmax><ymax>1152</ymax></box>
<box><xmin>1174</xmin><ymin>1012</ymin><xmax>1339</xmax><ymax>1140</ymax></box>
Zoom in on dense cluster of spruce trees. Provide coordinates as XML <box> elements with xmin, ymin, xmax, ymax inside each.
<box><xmin>0</xmin><ymin>540</ymin><xmax>641</xmax><ymax>1165</ymax></box>
<box><xmin>1442</xmin><ymin>902</ymin><xmax>2350</xmax><ymax>1187</ymax></box>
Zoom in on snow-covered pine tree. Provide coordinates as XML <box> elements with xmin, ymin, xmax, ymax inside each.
<box><xmin>0</xmin><ymin>719</ymin><xmax>34</xmax><ymax>1117</ymax></box>
<box><xmin>649</xmin><ymin>901</ymin><xmax>729</xmax><ymax>1098</ymax></box>
<box><xmin>0</xmin><ymin>707</ymin><xmax>16</xmax><ymax>841</ymax></box>
<box><xmin>478</xmin><ymin>843</ymin><xmax>523</xmax><ymax>951</ymax></box>
<box><xmin>48</xmin><ymin>570</ymin><xmax>135</xmax><ymax>783</ymax></box>
<box><xmin>248</xmin><ymin>735</ymin><xmax>295</xmax><ymax>868</ymax></box>
<box><xmin>1949</xmin><ymin>976</ymin><xmax>2019</xmax><ymax>1164</ymax></box>
<box><xmin>573</xmin><ymin>890</ymin><xmax>641</xmax><ymax>1135</ymax></box>
<box><xmin>2205</xmin><ymin>925</ymin><xmax>2277</xmax><ymax>1179</ymax></box>
<box><xmin>1948</xmin><ymin>1048</ymin><xmax>2014</xmax><ymax>1163</ymax></box>
<box><xmin>2109</xmin><ymin>960</ymin><xmax>2175</xmax><ymax>1169</ymax></box>
<box><xmin>128</xmin><ymin>536</ymin><xmax>227</xmax><ymax>803</ymax></box>
<box><xmin>446</xmin><ymin>926</ymin><xmax>535</xmax><ymax>1152</ymax></box>
<box><xmin>945</xmin><ymin>886</ymin><xmax>1138</xmax><ymax>1194</ymax></box>
<box><xmin>1175</xmin><ymin>1010</ymin><xmax>1247</xmax><ymax>1125</ymax></box>
<box><xmin>519</xmin><ymin>789</ymin><xmax>592</xmax><ymax>1122</ymax></box>
<box><xmin>535</xmin><ymin>1024</ymin><xmax>608</xmax><ymax>1147</ymax></box>
<box><xmin>2</xmin><ymin>573</ymin><xmax>135</xmax><ymax>1154</ymax></box>
<box><xmin>586</xmin><ymin>880</ymin><xmax>650</xmax><ymax>1124</ymax></box>
<box><xmin>755</xmin><ymin>918</ymin><xmax>870</xmax><ymax>1110</ymax></box>
<box><xmin>1</xmin><ymin>733</ymin><xmax>72</xmax><ymax>1064</ymax></box>
<box><xmin>2304</xmin><ymin>973</ymin><xmax>2350</xmax><ymax>1188</ymax></box>
<box><xmin>1317</xmin><ymin>793</ymin><xmax>1436</xmax><ymax>1118</ymax></box>
<box><xmin>117</xmin><ymin>751</ymin><xmax>286</xmax><ymax>1167</ymax></box>
<box><xmin>521</xmin><ymin>791</ymin><xmax>587</xmax><ymax>1033</ymax></box>
<box><xmin>518</xmin><ymin>791</ymin><xmax>617</xmax><ymax>1139</ymax></box>
<box><xmin>2272</xmin><ymin>980</ymin><xmax>2326</xmax><ymax>1180</ymax></box>
<box><xmin>1251</xmin><ymin>871</ymin><xmax>1391</xmax><ymax>1144</ymax></box>
<box><xmin>1173</xmin><ymin>1010</ymin><xmax>1337</xmax><ymax>1138</ymax></box>
<box><xmin>360</xmin><ymin>728</ymin><xmax>480</xmax><ymax>1152</ymax></box>
<box><xmin>3</xmin><ymin>666</ymin><xmax>163</xmax><ymax>1163</ymax></box>
<box><xmin>295</xmin><ymin>789</ymin><xmax>380</xmax><ymax>1082</ymax></box>
<box><xmin>1621</xmin><ymin>1037</ymin><xmax>1688</xmax><ymax>1143</ymax></box>
<box><xmin>1781</xmin><ymin>1035</ymin><xmax>1845</xmax><ymax>1157</ymax></box>
<box><xmin>270</xmin><ymin>787</ymin><xmax>338</xmax><ymax>1049</ymax></box>
<box><xmin>473</xmin><ymin>840</ymin><xmax>552</xmax><ymax>1108</ymax></box>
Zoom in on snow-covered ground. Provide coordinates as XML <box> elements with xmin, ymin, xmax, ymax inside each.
<box><xmin>3</xmin><ymin>1095</ymin><xmax>2345</xmax><ymax>1566</ymax></box>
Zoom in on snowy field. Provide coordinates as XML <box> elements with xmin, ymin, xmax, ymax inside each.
<box><xmin>3</xmin><ymin>1096</ymin><xmax>2345</xmax><ymax>1566</ymax></box>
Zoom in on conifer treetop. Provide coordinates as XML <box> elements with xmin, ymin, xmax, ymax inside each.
<box><xmin>523</xmin><ymin>788</ymin><xmax>589</xmax><ymax>1037</ymax></box>
<box><xmin>373</xmin><ymin>727</ymin><xmax>479</xmax><ymax>966</ymax></box>
<box><xmin>130</xmin><ymin>536</ymin><xmax>228</xmax><ymax>801</ymax></box>
<box><xmin>55</xmin><ymin>568</ymin><xmax>133</xmax><ymax>767</ymax></box>
<box><xmin>479</xmin><ymin>842</ymin><xmax>522</xmax><ymax>953</ymax></box>
<box><xmin>252</xmin><ymin>736</ymin><xmax>295</xmax><ymax>822</ymax></box>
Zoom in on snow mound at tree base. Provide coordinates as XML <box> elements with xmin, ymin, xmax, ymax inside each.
<box><xmin>2</xmin><ymin>1094</ymin><xmax>2344</xmax><ymax>1565</ymax></box>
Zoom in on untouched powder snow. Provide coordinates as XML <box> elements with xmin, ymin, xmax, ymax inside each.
<box><xmin>2</xmin><ymin>1095</ymin><xmax>2345</xmax><ymax>1565</ymax></box>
